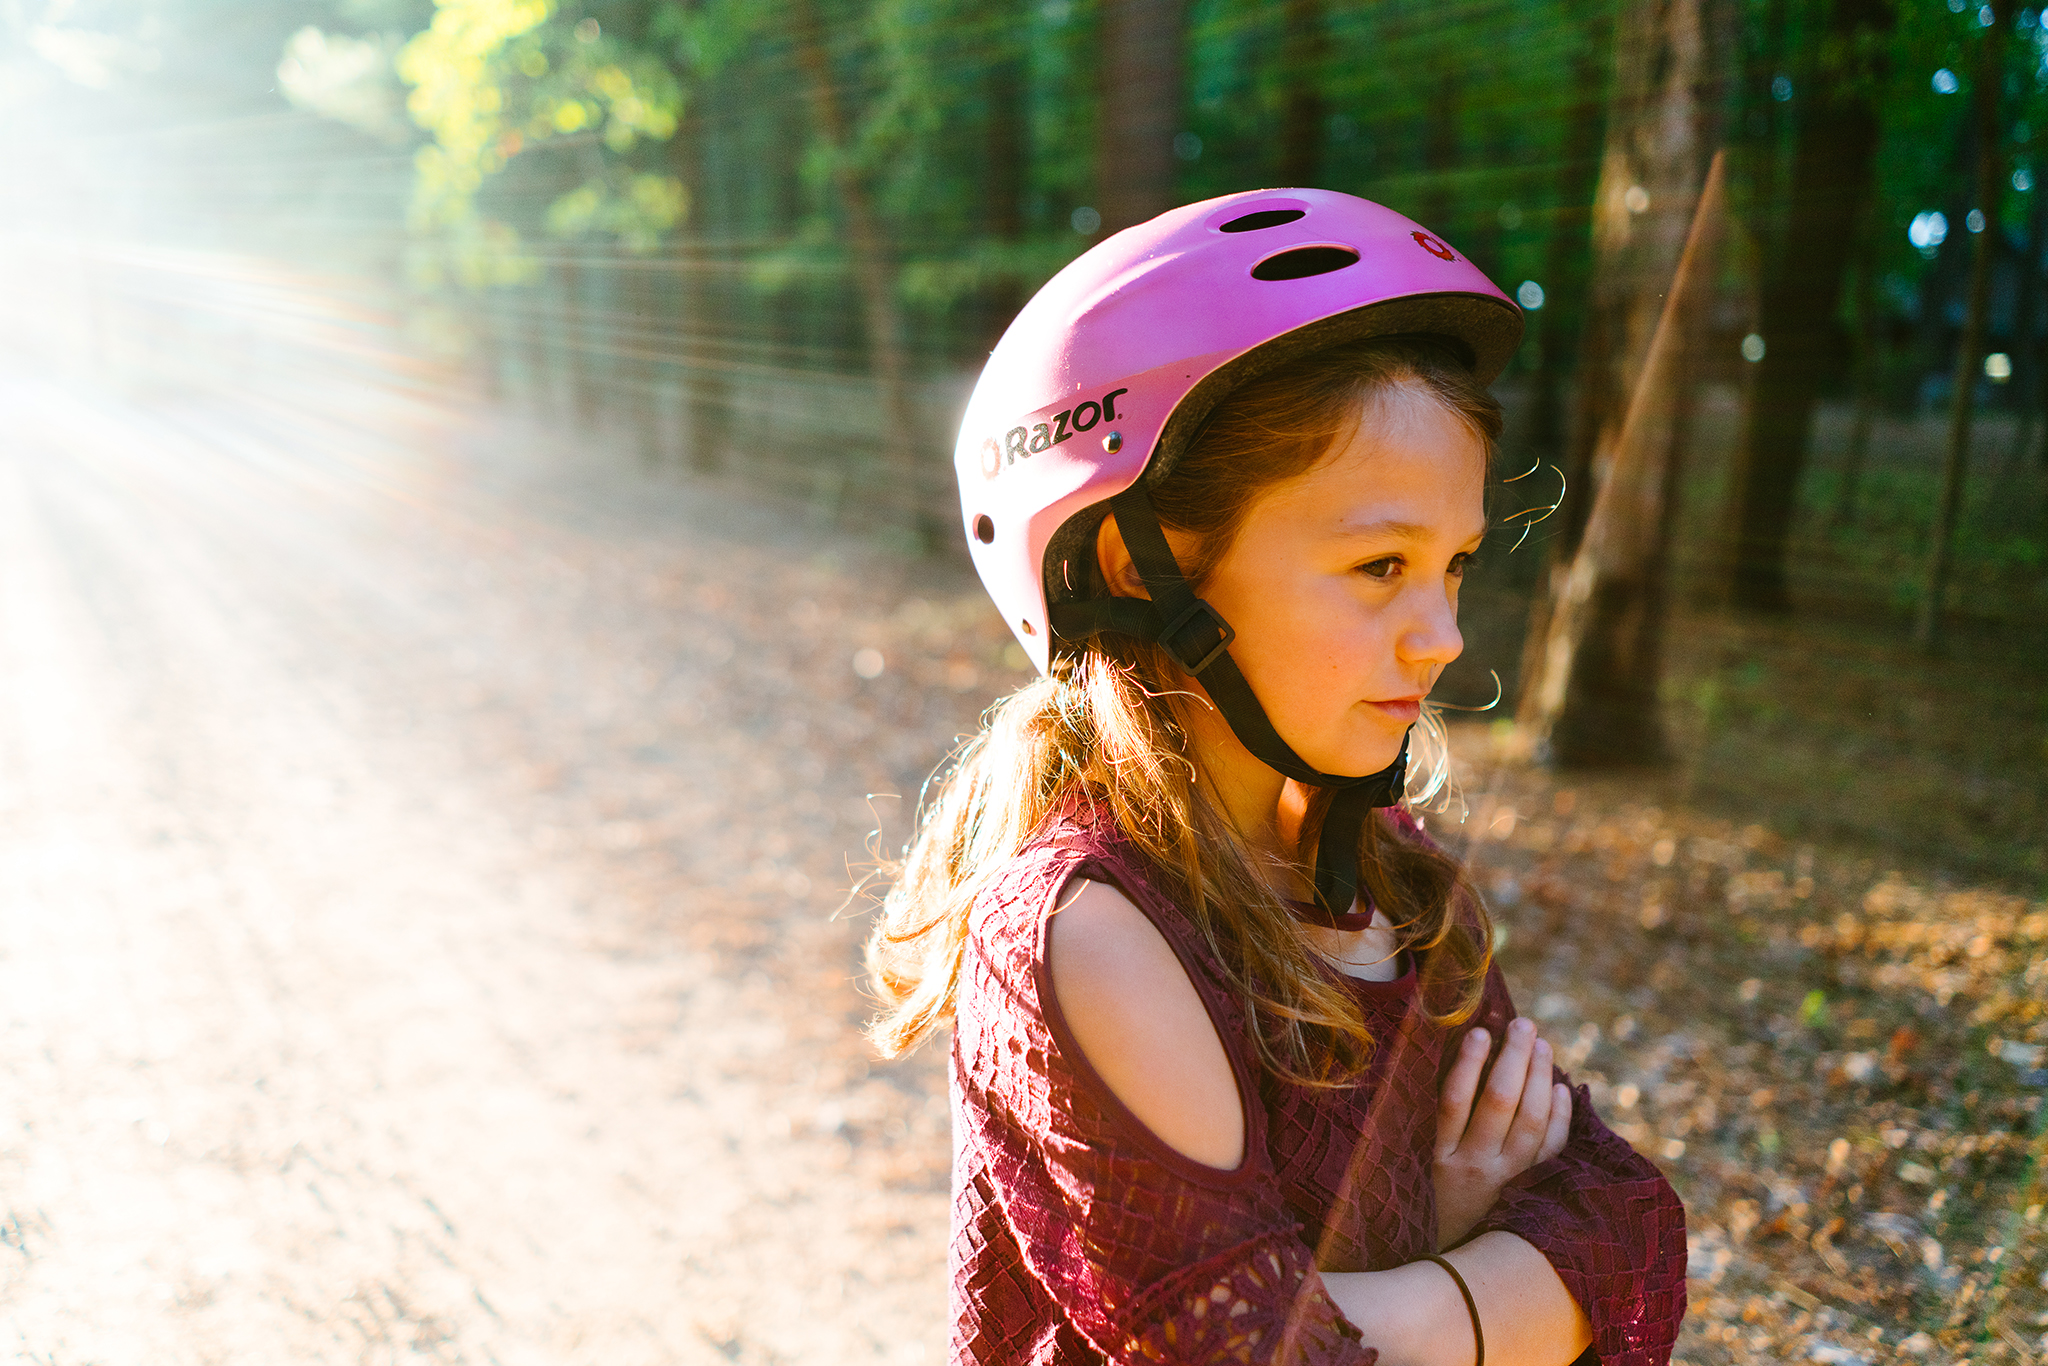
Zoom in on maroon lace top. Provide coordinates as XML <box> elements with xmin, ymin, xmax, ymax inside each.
<box><xmin>950</xmin><ymin>802</ymin><xmax>1686</xmax><ymax>1365</ymax></box>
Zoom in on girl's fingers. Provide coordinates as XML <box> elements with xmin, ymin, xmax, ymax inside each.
<box><xmin>1435</xmin><ymin>1028</ymin><xmax>1489</xmax><ymax>1158</ymax></box>
<box><xmin>1463</xmin><ymin>1017</ymin><xmax>1537</xmax><ymax>1152</ymax></box>
<box><xmin>1538</xmin><ymin>1082</ymin><xmax>1573</xmax><ymax>1164</ymax></box>
<box><xmin>1502</xmin><ymin>1038</ymin><xmax>1555</xmax><ymax>1160</ymax></box>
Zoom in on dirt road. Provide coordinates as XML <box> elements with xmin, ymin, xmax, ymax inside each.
<box><xmin>0</xmin><ymin>375</ymin><xmax>1018</xmax><ymax>1364</ymax></box>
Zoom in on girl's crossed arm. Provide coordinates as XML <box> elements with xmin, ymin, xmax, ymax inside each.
<box><xmin>1052</xmin><ymin>878</ymin><xmax>1590</xmax><ymax>1366</ymax></box>
<box><xmin>1322</xmin><ymin>1233</ymin><xmax>1593</xmax><ymax>1366</ymax></box>
<box><xmin>1317</xmin><ymin>1016</ymin><xmax>1594</xmax><ymax>1365</ymax></box>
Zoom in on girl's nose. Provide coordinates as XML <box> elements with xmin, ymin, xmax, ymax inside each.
<box><xmin>1400</xmin><ymin>585</ymin><xmax>1464</xmax><ymax>676</ymax></box>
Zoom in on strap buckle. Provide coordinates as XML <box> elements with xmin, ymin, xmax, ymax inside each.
<box><xmin>1158</xmin><ymin>599</ymin><xmax>1236</xmax><ymax>675</ymax></box>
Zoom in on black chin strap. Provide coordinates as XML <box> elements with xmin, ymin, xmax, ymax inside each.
<box><xmin>1048</xmin><ymin>485</ymin><xmax>1411</xmax><ymax>917</ymax></box>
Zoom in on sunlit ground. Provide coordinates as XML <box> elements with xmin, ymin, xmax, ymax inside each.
<box><xmin>0</xmin><ymin>264</ymin><xmax>1005</xmax><ymax>1361</ymax></box>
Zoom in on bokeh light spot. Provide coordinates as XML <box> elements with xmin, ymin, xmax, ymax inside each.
<box><xmin>1908</xmin><ymin>210</ymin><xmax>1948</xmax><ymax>249</ymax></box>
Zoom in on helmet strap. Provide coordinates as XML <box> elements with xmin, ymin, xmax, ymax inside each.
<box><xmin>1048</xmin><ymin>484</ymin><xmax>1410</xmax><ymax>916</ymax></box>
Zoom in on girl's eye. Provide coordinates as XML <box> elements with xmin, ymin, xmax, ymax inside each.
<box><xmin>1448</xmin><ymin>552</ymin><xmax>1475</xmax><ymax>578</ymax></box>
<box><xmin>1357</xmin><ymin>556</ymin><xmax>1401</xmax><ymax>580</ymax></box>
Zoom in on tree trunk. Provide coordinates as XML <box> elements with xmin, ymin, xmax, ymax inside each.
<box><xmin>625</xmin><ymin>258</ymin><xmax>663</xmax><ymax>467</ymax></box>
<box><xmin>1830</xmin><ymin>226</ymin><xmax>1881</xmax><ymax>530</ymax></box>
<box><xmin>1278</xmin><ymin>0</ymin><xmax>1327</xmax><ymax>188</ymax></box>
<box><xmin>1518</xmin><ymin>56</ymin><xmax>1606</xmax><ymax>467</ymax></box>
<box><xmin>669</xmin><ymin>97</ymin><xmax>730</xmax><ymax>475</ymax></box>
<box><xmin>2005</xmin><ymin>154</ymin><xmax>2046</xmax><ymax>470</ymax></box>
<box><xmin>1507</xmin><ymin>30</ymin><xmax>1609</xmax><ymax>707</ymax></box>
<box><xmin>984</xmin><ymin>37</ymin><xmax>1028</xmax><ymax>348</ymax></box>
<box><xmin>1916</xmin><ymin>128</ymin><xmax>1976</xmax><ymax>419</ymax></box>
<box><xmin>1557</xmin><ymin>0</ymin><xmax>1727</xmax><ymax>562</ymax></box>
<box><xmin>1096</xmin><ymin>0</ymin><xmax>1186</xmax><ymax>234</ymax></box>
<box><xmin>1514</xmin><ymin>0</ymin><xmax>1731</xmax><ymax>763</ymax></box>
<box><xmin>1723</xmin><ymin>0</ymin><xmax>1892</xmax><ymax>614</ymax></box>
<box><xmin>788</xmin><ymin>0</ymin><xmax>927</xmax><ymax>547</ymax></box>
<box><xmin>538</xmin><ymin>258</ymin><xmax>577</xmax><ymax>424</ymax></box>
<box><xmin>1747</xmin><ymin>0</ymin><xmax>1795</xmax><ymax>249</ymax></box>
<box><xmin>558</xmin><ymin>251</ymin><xmax>597</xmax><ymax>423</ymax></box>
<box><xmin>1916</xmin><ymin>1</ymin><xmax>2011</xmax><ymax>652</ymax></box>
<box><xmin>1525</xmin><ymin>155</ymin><xmax>1730</xmax><ymax>767</ymax></box>
<box><xmin>768</xmin><ymin>79</ymin><xmax>809</xmax><ymax>370</ymax></box>
<box><xmin>2037</xmin><ymin>267</ymin><xmax>2048</xmax><ymax>475</ymax></box>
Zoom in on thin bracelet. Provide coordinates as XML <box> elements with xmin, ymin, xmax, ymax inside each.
<box><xmin>1423</xmin><ymin>1253</ymin><xmax>1483</xmax><ymax>1366</ymax></box>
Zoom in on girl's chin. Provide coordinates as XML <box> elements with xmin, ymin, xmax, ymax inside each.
<box><xmin>1294</xmin><ymin>732</ymin><xmax>1410</xmax><ymax>780</ymax></box>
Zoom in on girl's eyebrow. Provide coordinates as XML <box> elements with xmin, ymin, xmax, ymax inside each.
<box><xmin>1334</xmin><ymin>519</ymin><xmax>1489</xmax><ymax>544</ymax></box>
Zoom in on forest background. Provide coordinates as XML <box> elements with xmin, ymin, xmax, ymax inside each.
<box><xmin>2</xmin><ymin>0</ymin><xmax>2048</xmax><ymax>1362</ymax></box>
<box><xmin>3</xmin><ymin>0</ymin><xmax>2042</xmax><ymax>881</ymax></box>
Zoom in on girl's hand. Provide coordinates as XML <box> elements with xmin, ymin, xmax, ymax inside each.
<box><xmin>1433</xmin><ymin>1017</ymin><xmax>1572</xmax><ymax>1249</ymax></box>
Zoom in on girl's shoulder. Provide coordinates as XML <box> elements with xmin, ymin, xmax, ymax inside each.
<box><xmin>957</xmin><ymin>793</ymin><xmax>1263</xmax><ymax>1178</ymax></box>
<box><xmin>968</xmin><ymin>793</ymin><xmax>1207</xmax><ymax>968</ymax></box>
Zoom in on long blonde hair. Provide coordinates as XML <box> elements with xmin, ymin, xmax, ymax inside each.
<box><xmin>866</xmin><ymin>337</ymin><xmax>1500</xmax><ymax>1086</ymax></box>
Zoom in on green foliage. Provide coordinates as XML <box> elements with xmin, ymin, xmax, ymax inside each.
<box><xmin>302</xmin><ymin>0</ymin><xmax>2048</xmax><ymax>449</ymax></box>
<box><xmin>397</xmin><ymin>0</ymin><xmax>689</xmax><ymax>285</ymax></box>
<box><xmin>1177</xmin><ymin>0</ymin><xmax>1607</xmax><ymax>313</ymax></box>
<box><xmin>1866</xmin><ymin>0</ymin><xmax>2048</xmax><ymax>324</ymax></box>
<box><xmin>377</xmin><ymin>0</ymin><xmax>1621</xmax><ymax>356</ymax></box>
<box><xmin>648</xmin><ymin>0</ymin><xmax>774</xmax><ymax>79</ymax></box>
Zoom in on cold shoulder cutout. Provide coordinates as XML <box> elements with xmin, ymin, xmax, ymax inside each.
<box><xmin>1047</xmin><ymin>876</ymin><xmax>1248</xmax><ymax>1171</ymax></box>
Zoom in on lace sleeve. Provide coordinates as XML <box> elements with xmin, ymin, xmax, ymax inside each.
<box><xmin>955</xmin><ymin>844</ymin><xmax>1379</xmax><ymax>1365</ymax></box>
<box><xmin>1464</xmin><ymin>979</ymin><xmax>1689</xmax><ymax>1366</ymax></box>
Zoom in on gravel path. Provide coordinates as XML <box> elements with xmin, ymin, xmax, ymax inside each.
<box><xmin>0</xmin><ymin>375</ymin><xmax>1023</xmax><ymax>1364</ymax></box>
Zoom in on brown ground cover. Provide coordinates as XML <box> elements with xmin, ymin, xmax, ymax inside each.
<box><xmin>1434</xmin><ymin>738</ymin><xmax>2048</xmax><ymax>1366</ymax></box>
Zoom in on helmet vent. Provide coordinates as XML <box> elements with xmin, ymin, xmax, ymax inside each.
<box><xmin>974</xmin><ymin>514</ymin><xmax>996</xmax><ymax>544</ymax></box>
<box><xmin>1251</xmin><ymin>245</ymin><xmax>1360</xmax><ymax>281</ymax></box>
<box><xmin>1218</xmin><ymin>208</ymin><xmax>1306</xmax><ymax>233</ymax></box>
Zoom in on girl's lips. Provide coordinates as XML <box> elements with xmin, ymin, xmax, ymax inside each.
<box><xmin>1367</xmin><ymin>699</ymin><xmax>1423</xmax><ymax>723</ymax></box>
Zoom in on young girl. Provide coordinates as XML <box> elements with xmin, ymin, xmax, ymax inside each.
<box><xmin>868</xmin><ymin>190</ymin><xmax>1686</xmax><ymax>1366</ymax></box>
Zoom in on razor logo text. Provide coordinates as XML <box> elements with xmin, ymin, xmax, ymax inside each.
<box><xmin>981</xmin><ymin>388</ymin><xmax>1128</xmax><ymax>479</ymax></box>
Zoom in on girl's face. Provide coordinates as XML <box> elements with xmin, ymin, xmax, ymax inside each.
<box><xmin>1188</xmin><ymin>383</ymin><xmax>1486</xmax><ymax>778</ymax></box>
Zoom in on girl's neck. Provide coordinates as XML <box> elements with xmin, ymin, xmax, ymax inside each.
<box><xmin>1184</xmin><ymin>702</ymin><xmax>1313</xmax><ymax>900</ymax></box>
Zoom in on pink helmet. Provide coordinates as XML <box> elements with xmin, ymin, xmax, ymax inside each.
<box><xmin>955</xmin><ymin>187</ymin><xmax>1521</xmax><ymax>674</ymax></box>
<box><xmin>951</xmin><ymin>187</ymin><xmax>1522</xmax><ymax>915</ymax></box>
